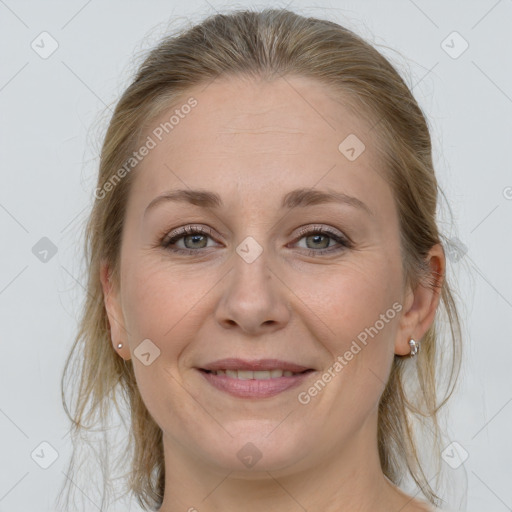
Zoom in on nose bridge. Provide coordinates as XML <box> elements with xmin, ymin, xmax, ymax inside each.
<box><xmin>235</xmin><ymin>234</ymin><xmax>265</xmax><ymax>266</ymax></box>
<box><xmin>231</xmin><ymin>233</ymin><xmax>274</xmax><ymax>304</ymax></box>
<box><xmin>215</xmin><ymin>231</ymin><xmax>290</xmax><ymax>333</ymax></box>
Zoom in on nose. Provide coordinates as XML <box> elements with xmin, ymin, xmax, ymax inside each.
<box><xmin>214</xmin><ymin>244</ymin><xmax>291</xmax><ymax>335</ymax></box>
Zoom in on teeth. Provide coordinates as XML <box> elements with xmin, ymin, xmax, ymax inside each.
<box><xmin>210</xmin><ymin>369</ymin><xmax>299</xmax><ymax>379</ymax></box>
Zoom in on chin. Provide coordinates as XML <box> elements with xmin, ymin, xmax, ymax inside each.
<box><xmin>196</xmin><ymin>423</ymin><xmax>315</xmax><ymax>475</ymax></box>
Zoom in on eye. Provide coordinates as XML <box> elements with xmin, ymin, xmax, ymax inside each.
<box><xmin>160</xmin><ymin>224</ymin><xmax>352</xmax><ymax>257</ymax></box>
<box><xmin>161</xmin><ymin>225</ymin><xmax>219</xmax><ymax>254</ymax></box>
<box><xmin>291</xmin><ymin>225</ymin><xmax>352</xmax><ymax>256</ymax></box>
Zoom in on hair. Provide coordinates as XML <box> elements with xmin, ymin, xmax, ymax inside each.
<box><xmin>58</xmin><ymin>7</ymin><xmax>463</xmax><ymax>511</ymax></box>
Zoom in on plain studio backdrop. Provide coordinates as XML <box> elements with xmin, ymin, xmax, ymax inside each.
<box><xmin>0</xmin><ymin>1</ymin><xmax>511</xmax><ymax>511</ymax></box>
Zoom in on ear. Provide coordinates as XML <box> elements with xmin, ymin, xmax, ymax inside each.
<box><xmin>394</xmin><ymin>243</ymin><xmax>445</xmax><ymax>356</ymax></box>
<box><xmin>99</xmin><ymin>260</ymin><xmax>131</xmax><ymax>361</ymax></box>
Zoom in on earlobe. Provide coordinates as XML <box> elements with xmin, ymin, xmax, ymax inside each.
<box><xmin>99</xmin><ymin>261</ymin><xmax>130</xmax><ymax>360</ymax></box>
<box><xmin>394</xmin><ymin>244</ymin><xmax>445</xmax><ymax>356</ymax></box>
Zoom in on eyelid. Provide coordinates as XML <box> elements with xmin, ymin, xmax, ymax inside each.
<box><xmin>161</xmin><ymin>224</ymin><xmax>216</xmax><ymax>245</ymax></box>
<box><xmin>160</xmin><ymin>224</ymin><xmax>220</xmax><ymax>255</ymax></box>
<box><xmin>290</xmin><ymin>224</ymin><xmax>353</xmax><ymax>253</ymax></box>
<box><xmin>294</xmin><ymin>224</ymin><xmax>347</xmax><ymax>241</ymax></box>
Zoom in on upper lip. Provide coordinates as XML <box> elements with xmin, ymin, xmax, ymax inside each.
<box><xmin>199</xmin><ymin>358</ymin><xmax>313</xmax><ymax>372</ymax></box>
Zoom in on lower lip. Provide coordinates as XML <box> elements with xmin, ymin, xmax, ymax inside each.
<box><xmin>198</xmin><ymin>369</ymin><xmax>314</xmax><ymax>398</ymax></box>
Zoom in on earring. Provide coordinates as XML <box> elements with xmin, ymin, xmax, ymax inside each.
<box><xmin>408</xmin><ymin>338</ymin><xmax>419</xmax><ymax>357</ymax></box>
<box><xmin>117</xmin><ymin>343</ymin><xmax>123</xmax><ymax>349</ymax></box>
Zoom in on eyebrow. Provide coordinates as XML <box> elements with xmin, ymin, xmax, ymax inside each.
<box><xmin>144</xmin><ymin>187</ymin><xmax>373</xmax><ymax>217</ymax></box>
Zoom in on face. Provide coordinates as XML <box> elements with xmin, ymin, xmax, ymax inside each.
<box><xmin>102</xmin><ymin>75</ymin><xmax>434</xmax><ymax>477</ymax></box>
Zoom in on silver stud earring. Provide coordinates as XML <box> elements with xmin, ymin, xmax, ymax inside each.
<box><xmin>408</xmin><ymin>338</ymin><xmax>419</xmax><ymax>357</ymax></box>
<box><xmin>117</xmin><ymin>343</ymin><xmax>123</xmax><ymax>349</ymax></box>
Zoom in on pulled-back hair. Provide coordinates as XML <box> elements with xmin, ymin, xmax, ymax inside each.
<box><xmin>59</xmin><ymin>7</ymin><xmax>462</xmax><ymax>511</ymax></box>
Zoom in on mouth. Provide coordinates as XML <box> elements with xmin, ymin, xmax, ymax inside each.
<box><xmin>196</xmin><ymin>359</ymin><xmax>316</xmax><ymax>398</ymax></box>
<box><xmin>200</xmin><ymin>368</ymin><xmax>312</xmax><ymax>379</ymax></box>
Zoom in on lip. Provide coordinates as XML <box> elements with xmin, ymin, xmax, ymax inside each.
<box><xmin>199</xmin><ymin>358</ymin><xmax>313</xmax><ymax>373</ymax></box>
<box><xmin>198</xmin><ymin>369</ymin><xmax>314</xmax><ymax>398</ymax></box>
<box><xmin>196</xmin><ymin>358</ymin><xmax>316</xmax><ymax>399</ymax></box>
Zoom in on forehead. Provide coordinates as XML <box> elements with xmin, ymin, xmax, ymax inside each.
<box><xmin>154</xmin><ymin>74</ymin><xmax>370</xmax><ymax>154</ymax></box>
<box><xmin>129</xmin><ymin>74</ymin><xmax>392</xmax><ymax>213</ymax></box>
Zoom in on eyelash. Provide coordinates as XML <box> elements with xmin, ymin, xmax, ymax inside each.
<box><xmin>160</xmin><ymin>224</ymin><xmax>352</xmax><ymax>257</ymax></box>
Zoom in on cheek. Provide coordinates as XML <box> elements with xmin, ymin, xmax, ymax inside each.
<box><xmin>122</xmin><ymin>262</ymin><xmax>174</xmax><ymax>341</ymax></box>
<box><xmin>300</xmin><ymin>256</ymin><xmax>401</xmax><ymax>350</ymax></box>
<box><xmin>119</xmin><ymin>258</ymin><xmax>204</xmax><ymax>413</ymax></box>
<box><xmin>298</xmin><ymin>256</ymin><xmax>402</xmax><ymax>417</ymax></box>
<box><xmin>297</xmin><ymin>259</ymin><xmax>401</xmax><ymax>424</ymax></box>
<box><xmin>121</xmin><ymin>256</ymin><xmax>205</xmax><ymax>340</ymax></box>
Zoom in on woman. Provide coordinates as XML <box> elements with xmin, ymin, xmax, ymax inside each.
<box><xmin>59</xmin><ymin>8</ymin><xmax>462</xmax><ymax>512</ymax></box>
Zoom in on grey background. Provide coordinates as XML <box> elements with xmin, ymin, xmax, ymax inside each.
<box><xmin>0</xmin><ymin>1</ymin><xmax>511</xmax><ymax>511</ymax></box>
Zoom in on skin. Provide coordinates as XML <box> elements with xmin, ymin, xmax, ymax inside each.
<box><xmin>101</xmin><ymin>74</ymin><xmax>443</xmax><ymax>512</ymax></box>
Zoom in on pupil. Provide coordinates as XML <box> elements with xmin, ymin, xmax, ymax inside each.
<box><xmin>186</xmin><ymin>234</ymin><xmax>206</xmax><ymax>248</ymax></box>
<box><xmin>308</xmin><ymin>234</ymin><xmax>328</xmax><ymax>249</ymax></box>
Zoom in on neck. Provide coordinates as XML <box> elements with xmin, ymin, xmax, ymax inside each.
<box><xmin>157</xmin><ymin>410</ymin><xmax>418</xmax><ymax>512</ymax></box>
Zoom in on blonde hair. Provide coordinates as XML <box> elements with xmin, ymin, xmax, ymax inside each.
<box><xmin>59</xmin><ymin>7</ymin><xmax>463</xmax><ymax>511</ymax></box>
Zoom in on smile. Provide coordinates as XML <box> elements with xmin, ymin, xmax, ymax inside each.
<box><xmin>204</xmin><ymin>369</ymin><xmax>305</xmax><ymax>379</ymax></box>
<box><xmin>198</xmin><ymin>368</ymin><xmax>315</xmax><ymax>398</ymax></box>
